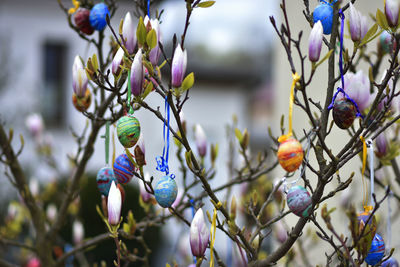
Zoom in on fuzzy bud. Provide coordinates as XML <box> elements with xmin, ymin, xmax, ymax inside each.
<box><xmin>130</xmin><ymin>49</ymin><xmax>145</xmax><ymax>96</ymax></box>
<box><xmin>107</xmin><ymin>181</ymin><xmax>122</xmax><ymax>225</ymax></box>
<box><xmin>72</xmin><ymin>55</ymin><xmax>88</xmax><ymax>97</ymax></box>
<box><xmin>122</xmin><ymin>12</ymin><xmax>137</xmax><ymax>54</ymax></box>
<box><xmin>171</xmin><ymin>44</ymin><xmax>187</xmax><ymax>88</ymax></box>
<box><xmin>308</xmin><ymin>21</ymin><xmax>323</xmax><ymax>62</ymax></box>
<box><xmin>194</xmin><ymin>124</ymin><xmax>207</xmax><ymax>157</ymax></box>
<box><xmin>190</xmin><ymin>208</ymin><xmax>210</xmax><ymax>257</ymax></box>
<box><xmin>385</xmin><ymin>0</ymin><xmax>400</xmax><ymax>27</ymax></box>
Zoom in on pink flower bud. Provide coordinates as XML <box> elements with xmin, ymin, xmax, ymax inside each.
<box><xmin>26</xmin><ymin>258</ymin><xmax>41</xmax><ymax>267</ymax></box>
<box><xmin>140</xmin><ymin>173</ymin><xmax>152</xmax><ymax>203</ymax></box>
<box><xmin>194</xmin><ymin>124</ymin><xmax>207</xmax><ymax>157</ymax></box>
<box><xmin>144</xmin><ymin>16</ymin><xmax>162</xmax><ymax>66</ymax></box>
<box><xmin>343</xmin><ymin>70</ymin><xmax>371</xmax><ymax>112</ymax></box>
<box><xmin>385</xmin><ymin>0</ymin><xmax>400</xmax><ymax>27</ymax></box>
<box><xmin>171</xmin><ymin>44</ymin><xmax>187</xmax><ymax>88</ymax></box>
<box><xmin>72</xmin><ymin>55</ymin><xmax>88</xmax><ymax>97</ymax></box>
<box><xmin>25</xmin><ymin>114</ymin><xmax>44</xmax><ymax>138</ymax></box>
<box><xmin>122</xmin><ymin>12</ymin><xmax>136</xmax><ymax>54</ymax></box>
<box><xmin>375</xmin><ymin>133</ymin><xmax>388</xmax><ymax>158</ymax></box>
<box><xmin>29</xmin><ymin>178</ymin><xmax>39</xmax><ymax>197</ymax></box>
<box><xmin>46</xmin><ymin>204</ymin><xmax>57</xmax><ymax>222</ymax></box>
<box><xmin>190</xmin><ymin>208</ymin><xmax>210</xmax><ymax>257</ymax></box>
<box><xmin>130</xmin><ymin>49</ymin><xmax>145</xmax><ymax>96</ymax></box>
<box><xmin>107</xmin><ymin>181</ymin><xmax>122</xmax><ymax>225</ymax></box>
<box><xmin>73</xmin><ymin>220</ymin><xmax>84</xmax><ymax>245</ymax></box>
<box><xmin>308</xmin><ymin>21</ymin><xmax>323</xmax><ymax>62</ymax></box>
<box><xmin>275</xmin><ymin>221</ymin><xmax>287</xmax><ymax>243</ymax></box>
<box><xmin>349</xmin><ymin>3</ymin><xmax>368</xmax><ymax>42</ymax></box>
<box><xmin>112</xmin><ymin>47</ymin><xmax>124</xmax><ymax>76</ymax></box>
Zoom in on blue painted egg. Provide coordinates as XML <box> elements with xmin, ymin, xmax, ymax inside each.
<box><xmin>96</xmin><ymin>167</ymin><xmax>117</xmax><ymax>196</ymax></box>
<box><xmin>313</xmin><ymin>3</ymin><xmax>333</xmax><ymax>35</ymax></box>
<box><xmin>113</xmin><ymin>154</ymin><xmax>136</xmax><ymax>184</ymax></box>
<box><xmin>154</xmin><ymin>175</ymin><xmax>177</xmax><ymax>208</ymax></box>
<box><xmin>382</xmin><ymin>257</ymin><xmax>400</xmax><ymax>267</ymax></box>
<box><xmin>365</xmin><ymin>233</ymin><xmax>385</xmax><ymax>266</ymax></box>
<box><xmin>287</xmin><ymin>185</ymin><xmax>312</xmax><ymax>217</ymax></box>
<box><xmin>89</xmin><ymin>3</ymin><xmax>110</xmax><ymax>31</ymax></box>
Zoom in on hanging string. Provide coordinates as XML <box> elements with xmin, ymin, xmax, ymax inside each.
<box><xmin>127</xmin><ymin>70</ymin><xmax>134</xmax><ymax>114</ymax></box>
<box><xmin>101</xmin><ymin>122</ymin><xmax>110</xmax><ymax>166</ymax></box>
<box><xmin>386</xmin><ymin>188</ymin><xmax>393</xmax><ymax>250</ymax></box>
<box><xmin>366</xmin><ymin>139</ymin><xmax>375</xmax><ymax>206</ymax></box>
<box><xmin>327</xmin><ymin>9</ymin><xmax>363</xmax><ymax>118</ymax></box>
<box><xmin>360</xmin><ymin>136</ymin><xmax>372</xmax><ymax>212</ymax></box>
<box><xmin>209</xmin><ymin>207</ymin><xmax>217</xmax><ymax>267</ymax></box>
<box><xmin>283</xmin><ymin>130</ymin><xmax>316</xmax><ymax>193</ymax></box>
<box><xmin>147</xmin><ymin>0</ymin><xmax>150</xmax><ymax>17</ymax></box>
<box><xmin>278</xmin><ymin>73</ymin><xmax>301</xmax><ymax>143</ymax></box>
<box><xmin>156</xmin><ymin>95</ymin><xmax>174</xmax><ymax>177</ymax></box>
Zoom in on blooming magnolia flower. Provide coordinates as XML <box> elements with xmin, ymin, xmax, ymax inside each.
<box><xmin>343</xmin><ymin>70</ymin><xmax>371</xmax><ymax>112</ymax></box>
<box><xmin>349</xmin><ymin>3</ymin><xmax>368</xmax><ymax>42</ymax></box>
<box><xmin>73</xmin><ymin>220</ymin><xmax>84</xmax><ymax>244</ymax></box>
<box><xmin>375</xmin><ymin>133</ymin><xmax>388</xmax><ymax>158</ymax></box>
<box><xmin>171</xmin><ymin>44</ymin><xmax>187</xmax><ymax>88</ymax></box>
<box><xmin>112</xmin><ymin>47</ymin><xmax>124</xmax><ymax>76</ymax></box>
<box><xmin>308</xmin><ymin>21</ymin><xmax>323</xmax><ymax>62</ymax></box>
<box><xmin>130</xmin><ymin>49</ymin><xmax>145</xmax><ymax>96</ymax></box>
<box><xmin>194</xmin><ymin>124</ymin><xmax>207</xmax><ymax>157</ymax></box>
<box><xmin>144</xmin><ymin>16</ymin><xmax>162</xmax><ymax>66</ymax></box>
<box><xmin>107</xmin><ymin>181</ymin><xmax>122</xmax><ymax>225</ymax></box>
<box><xmin>122</xmin><ymin>12</ymin><xmax>136</xmax><ymax>54</ymax></box>
<box><xmin>385</xmin><ymin>0</ymin><xmax>400</xmax><ymax>27</ymax></box>
<box><xmin>25</xmin><ymin>114</ymin><xmax>44</xmax><ymax>138</ymax></box>
<box><xmin>190</xmin><ymin>208</ymin><xmax>210</xmax><ymax>257</ymax></box>
<box><xmin>72</xmin><ymin>55</ymin><xmax>88</xmax><ymax>97</ymax></box>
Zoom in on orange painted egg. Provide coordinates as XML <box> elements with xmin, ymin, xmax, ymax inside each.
<box><xmin>277</xmin><ymin>138</ymin><xmax>303</xmax><ymax>172</ymax></box>
<box><xmin>72</xmin><ymin>89</ymin><xmax>91</xmax><ymax>112</ymax></box>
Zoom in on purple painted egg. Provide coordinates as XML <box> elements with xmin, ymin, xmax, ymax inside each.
<box><xmin>286</xmin><ymin>185</ymin><xmax>312</xmax><ymax>217</ymax></box>
<box><xmin>333</xmin><ymin>98</ymin><xmax>357</xmax><ymax>129</ymax></box>
<box><xmin>382</xmin><ymin>257</ymin><xmax>400</xmax><ymax>267</ymax></box>
<box><xmin>113</xmin><ymin>154</ymin><xmax>136</xmax><ymax>184</ymax></box>
<box><xmin>365</xmin><ymin>233</ymin><xmax>385</xmax><ymax>266</ymax></box>
<box><xmin>96</xmin><ymin>167</ymin><xmax>117</xmax><ymax>196</ymax></box>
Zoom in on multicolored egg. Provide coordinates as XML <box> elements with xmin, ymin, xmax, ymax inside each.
<box><xmin>287</xmin><ymin>185</ymin><xmax>312</xmax><ymax>217</ymax></box>
<box><xmin>89</xmin><ymin>3</ymin><xmax>110</xmax><ymax>31</ymax></box>
<box><xmin>357</xmin><ymin>211</ymin><xmax>377</xmax><ymax>238</ymax></box>
<box><xmin>382</xmin><ymin>257</ymin><xmax>400</xmax><ymax>267</ymax></box>
<box><xmin>313</xmin><ymin>2</ymin><xmax>334</xmax><ymax>35</ymax></box>
<box><xmin>365</xmin><ymin>233</ymin><xmax>385</xmax><ymax>266</ymax></box>
<box><xmin>333</xmin><ymin>98</ymin><xmax>356</xmax><ymax>129</ymax></box>
<box><xmin>96</xmin><ymin>167</ymin><xmax>117</xmax><ymax>196</ymax></box>
<box><xmin>74</xmin><ymin>8</ymin><xmax>94</xmax><ymax>35</ymax></box>
<box><xmin>154</xmin><ymin>175</ymin><xmax>178</xmax><ymax>208</ymax></box>
<box><xmin>72</xmin><ymin>89</ymin><xmax>92</xmax><ymax>112</ymax></box>
<box><xmin>113</xmin><ymin>153</ymin><xmax>136</xmax><ymax>184</ymax></box>
<box><xmin>379</xmin><ymin>31</ymin><xmax>396</xmax><ymax>55</ymax></box>
<box><xmin>277</xmin><ymin>138</ymin><xmax>304</xmax><ymax>172</ymax></box>
<box><xmin>117</xmin><ymin>115</ymin><xmax>141</xmax><ymax>148</ymax></box>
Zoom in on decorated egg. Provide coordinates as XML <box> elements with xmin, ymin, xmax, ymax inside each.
<box><xmin>89</xmin><ymin>3</ymin><xmax>110</xmax><ymax>31</ymax></box>
<box><xmin>379</xmin><ymin>31</ymin><xmax>396</xmax><ymax>55</ymax></box>
<box><xmin>333</xmin><ymin>98</ymin><xmax>356</xmax><ymax>129</ymax></box>
<box><xmin>287</xmin><ymin>185</ymin><xmax>312</xmax><ymax>217</ymax></box>
<box><xmin>113</xmin><ymin>153</ymin><xmax>136</xmax><ymax>184</ymax></box>
<box><xmin>96</xmin><ymin>167</ymin><xmax>117</xmax><ymax>196</ymax></box>
<box><xmin>357</xmin><ymin>211</ymin><xmax>377</xmax><ymax>237</ymax></box>
<box><xmin>277</xmin><ymin>138</ymin><xmax>304</xmax><ymax>172</ymax></box>
<box><xmin>117</xmin><ymin>115</ymin><xmax>141</xmax><ymax>148</ymax></box>
<box><xmin>72</xmin><ymin>89</ymin><xmax>92</xmax><ymax>112</ymax></box>
<box><xmin>313</xmin><ymin>2</ymin><xmax>334</xmax><ymax>35</ymax></box>
<box><xmin>365</xmin><ymin>233</ymin><xmax>385</xmax><ymax>266</ymax></box>
<box><xmin>382</xmin><ymin>257</ymin><xmax>400</xmax><ymax>267</ymax></box>
<box><xmin>154</xmin><ymin>175</ymin><xmax>178</xmax><ymax>208</ymax></box>
<box><xmin>74</xmin><ymin>8</ymin><xmax>94</xmax><ymax>35</ymax></box>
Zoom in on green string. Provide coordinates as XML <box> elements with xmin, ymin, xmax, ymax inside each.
<box><xmin>105</xmin><ymin>121</ymin><xmax>110</xmax><ymax>165</ymax></box>
<box><xmin>127</xmin><ymin>70</ymin><xmax>134</xmax><ymax>114</ymax></box>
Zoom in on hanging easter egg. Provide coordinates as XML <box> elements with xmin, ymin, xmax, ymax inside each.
<box><xmin>74</xmin><ymin>8</ymin><xmax>94</xmax><ymax>35</ymax></box>
<box><xmin>96</xmin><ymin>167</ymin><xmax>117</xmax><ymax>196</ymax></box>
<box><xmin>72</xmin><ymin>89</ymin><xmax>92</xmax><ymax>112</ymax></box>
<box><xmin>313</xmin><ymin>2</ymin><xmax>334</xmax><ymax>35</ymax></box>
<box><xmin>277</xmin><ymin>138</ymin><xmax>304</xmax><ymax>172</ymax></box>
<box><xmin>382</xmin><ymin>257</ymin><xmax>400</xmax><ymax>267</ymax></box>
<box><xmin>379</xmin><ymin>31</ymin><xmax>396</xmax><ymax>55</ymax></box>
<box><xmin>113</xmin><ymin>153</ymin><xmax>136</xmax><ymax>184</ymax></box>
<box><xmin>365</xmin><ymin>233</ymin><xmax>385</xmax><ymax>266</ymax></box>
<box><xmin>357</xmin><ymin>210</ymin><xmax>377</xmax><ymax>238</ymax></box>
<box><xmin>154</xmin><ymin>175</ymin><xmax>177</xmax><ymax>208</ymax></box>
<box><xmin>286</xmin><ymin>185</ymin><xmax>312</xmax><ymax>217</ymax></box>
<box><xmin>117</xmin><ymin>115</ymin><xmax>141</xmax><ymax>148</ymax></box>
<box><xmin>89</xmin><ymin>3</ymin><xmax>110</xmax><ymax>31</ymax></box>
<box><xmin>332</xmin><ymin>98</ymin><xmax>357</xmax><ymax>129</ymax></box>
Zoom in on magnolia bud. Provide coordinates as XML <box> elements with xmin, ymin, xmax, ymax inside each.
<box><xmin>46</xmin><ymin>204</ymin><xmax>57</xmax><ymax>222</ymax></box>
<box><xmin>308</xmin><ymin>21</ymin><xmax>323</xmax><ymax>62</ymax></box>
<box><xmin>73</xmin><ymin>220</ymin><xmax>84</xmax><ymax>245</ymax></box>
<box><xmin>130</xmin><ymin>49</ymin><xmax>145</xmax><ymax>96</ymax></box>
<box><xmin>343</xmin><ymin>70</ymin><xmax>371</xmax><ymax>112</ymax></box>
<box><xmin>385</xmin><ymin>0</ymin><xmax>400</xmax><ymax>27</ymax></box>
<box><xmin>349</xmin><ymin>3</ymin><xmax>368</xmax><ymax>42</ymax></box>
<box><xmin>112</xmin><ymin>47</ymin><xmax>124</xmax><ymax>76</ymax></box>
<box><xmin>134</xmin><ymin>133</ymin><xmax>146</xmax><ymax>166</ymax></box>
<box><xmin>122</xmin><ymin>12</ymin><xmax>137</xmax><ymax>54</ymax></box>
<box><xmin>144</xmin><ymin>16</ymin><xmax>162</xmax><ymax>66</ymax></box>
<box><xmin>194</xmin><ymin>124</ymin><xmax>207</xmax><ymax>157</ymax></box>
<box><xmin>139</xmin><ymin>175</ymin><xmax>152</xmax><ymax>203</ymax></box>
<box><xmin>375</xmin><ymin>133</ymin><xmax>388</xmax><ymax>158</ymax></box>
<box><xmin>190</xmin><ymin>208</ymin><xmax>210</xmax><ymax>257</ymax></box>
<box><xmin>107</xmin><ymin>181</ymin><xmax>122</xmax><ymax>226</ymax></box>
<box><xmin>72</xmin><ymin>55</ymin><xmax>88</xmax><ymax>97</ymax></box>
<box><xmin>171</xmin><ymin>44</ymin><xmax>187</xmax><ymax>88</ymax></box>
<box><xmin>25</xmin><ymin>114</ymin><xmax>44</xmax><ymax>138</ymax></box>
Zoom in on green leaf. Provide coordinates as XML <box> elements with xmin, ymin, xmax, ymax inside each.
<box><xmin>313</xmin><ymin>49</ymin><xmax>333</xmax><ymax>70</ymax></box>
<box><xmin>142</xmin><ymin>80</ymin><xmax>154</xmax><ymax>99</ymax></box>
<box><xmin>146</xmin><ymin>29</ymin><xmax>157</xmax><ymax>50</ymax></box>
<box><xmin>234</xmin><ymin>128</ymin><xmax>243</xmax><ymax>142</ymax></box>
<box><xmin>359</xmin><ymin>23</ymin><xmax>379</xmax><ymax>47</ymax></box>
<box><xmin>197</xmin><ymin>1</ymin><xmax>215</xmax><ymax>8</ymax></box>
<box><xmin>376</xmin><ymin>9</ymin><xmax>389</xmax><ymax>30</ymax></box>
<box><xmin>136</xmin><ymin>17</ymin><xmax>147</xmax><ymax>47</ymax></box>
<box><xmin>181</xmin><ymin>72</ymin><xmax>195</xmax><ymax>91</ymax></box>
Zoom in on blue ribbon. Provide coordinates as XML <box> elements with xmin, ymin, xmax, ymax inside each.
<box><xmin>327</xmin><ymin>9</ymin><xmax>363</xmax><ymax>118</ymax></box>
<box><xmin>156</xmin><ymin>96</ymin><xmax>174</xmax><ymax>177</ymax></box>
<box><xmin>147</xmin><ymin>0</ymin><xmax>150</xmax><ymax>17</ymax></box>
<box><xmin>320</xmin><ymin>0</ymin><xmax>338</xmax><ymax>6</ymax></box>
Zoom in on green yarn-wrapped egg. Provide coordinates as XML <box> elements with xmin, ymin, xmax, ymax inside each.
<box><xmin>117</xmin><ymin>115</ymin><xmax>140</xmax><ymax>148</ymax></box>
